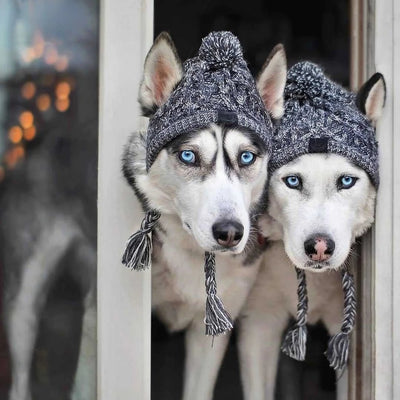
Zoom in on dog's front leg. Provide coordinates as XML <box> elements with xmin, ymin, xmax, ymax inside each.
<box><xmin>238</xmin><ymin>308</ymin><xmax>288</xmax><ymax>400</ymax></box>
<box><xmin>5</xmin><ymin>219</ymin><xmax>79</xmax><ymax>400</ymax></box>
<box><xmin>70</xmin><ymin>239</ymin><xmax>97</xmax><ymax>400</ymax></box>
<box><xmin>71</xmin><ymin>287</ymin><xmax>96</xmax><ymax>400</ymax></box>
<box><xmin>182</xmin><ymin>316</ymin><xmax>230</xmax><ymax>400</ymax></box>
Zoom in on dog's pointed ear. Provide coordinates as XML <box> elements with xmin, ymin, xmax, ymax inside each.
<box><xmin>356</xmin><ymin>73</ymin><xmax>386</xmax><ymax>125</ymax></box>
<box><xmin>139</xmin><ymin>32</ymin><xmax>183</xmax><ymax>117</ymax></box>
<box><xmin>257</xmin><ymin>44</ymin><xmax>287</xmax><ymax>119</ymax></box>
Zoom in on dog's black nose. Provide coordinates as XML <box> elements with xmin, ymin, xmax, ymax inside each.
<box><xmin>304</xmin><ymin>235</ymin><xmax>335</xmax><ymax>262</ymax></box>
<box><xmin>212</xmin><ymin>220</ymin><xmax>244</xmax><ymax>248</ymax></box>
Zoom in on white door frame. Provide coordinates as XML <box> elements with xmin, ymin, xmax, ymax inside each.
<box><xmin>98</xmin><ymin>0</ymin><xmax>153</xmax><ymax>398</ymax></box>
<box><xmin>373</xmin><ymin>0</ymin><xmax>400</xmax><ymax>398</ymax></box>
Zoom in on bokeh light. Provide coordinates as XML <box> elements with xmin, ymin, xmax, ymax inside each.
<box><xmin>14</xmin><ymin>146</ymin><xmax>25</xmax><ymax>160</ymax></box>
<box><xmin>55</xmin><ymin>98</ymin><xmax>70</xmax><ymax>112</ymax></box>
<box><xmin>8</xmin><ymin>126</ymin><xmax>23</xmax><ymax>144</ymax></box>
<box><xmin>55</xmin><ymin>56</ymin><xmax>69</xmax><ymax>72</ymax></box>
<box><xmin>44</xmin><ymin>44</ymin><xmax>58</xmax><ymax>65</ymax></box>
<box><xmin>36</xmin><ymin>94</ymin><xmax>51</xmax><ymax>112</ymax></box>
<box><xmin>19</xmin><ymin>111</ymin><xmax>34</xmax><ymax>129</ymax></box>
<box><xmin>55</xmin><ymin>82</ymin><xmax>71</xmax><ymax>100</ymax></box>
<box><xmin>21</xmin><ymin>82</ymin><xmax>36</xmax><ymax>100</ymax></box>
<box><xmin>24</xmin><ymin>126</ymin><xmax>37</xmax><ymax>141</ymax></box>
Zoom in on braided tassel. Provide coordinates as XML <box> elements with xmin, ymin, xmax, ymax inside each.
<box><xmin>204</xmin><ymin>252</ymin><xmax>233</xmax><ymax>336</ymax></box>
<box><xmin>281</xmin><ymin>268</ymin><xmax>308</xmax><ymax>361</ymax></box>
<box><xmin>325</xmin><ymin>268</ymin><xmax>356</xmax><ymax>370</ymax></box>
<box><xmin>122</xmin><ymin>210</ymin><xmax>161</xmax><ymax>271</ymax></box>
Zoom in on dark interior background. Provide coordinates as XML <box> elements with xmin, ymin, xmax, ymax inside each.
<box><xmin>152</xmin><ymin>0</ymin><xmax>350</xmax><ymax>399</ymax></box>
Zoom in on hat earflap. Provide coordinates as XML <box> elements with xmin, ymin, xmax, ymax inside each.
<box><xmin>122</xmin><ymin>211</ymin><xmax>233</xmax><ymax>337</ymax></box>
<box><xmin>204</xmin><ymin>252</ymin><xmax>233</xmax><ymax>336</ymax></box>
<box><xmin>122</xmin><ymin>210</ymin><xmax>161</xmax><ymax>270</ymax></box>
<box><xmin>325</xmin><ymin>268</ymin><xmax>356</xmax><ymax>370</ymax></box>
<box><xmin>282</xmin><ymin>266</ymin><xmax>356</xmax><ymax>370</ymax></box>
<box><xmin>281</xmin><ymin>268</ymin><xmax>308</xmax><ymax>361</ymax></box>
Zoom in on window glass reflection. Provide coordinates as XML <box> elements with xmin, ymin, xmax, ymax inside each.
<box><xmin>0</xmin><ymin>1</ymin><xmax>98</xmax><ymax>399</ymax></box>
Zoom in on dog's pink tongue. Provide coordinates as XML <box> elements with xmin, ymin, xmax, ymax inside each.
<box><xmin>311</xmin><ymin>238</ymin><xmax>329</xmax><ymax>262</ymax></box>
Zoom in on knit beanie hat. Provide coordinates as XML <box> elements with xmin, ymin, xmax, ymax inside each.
<box><xmin>146</xmin><ymin>31</ymin><xmax>272</xmax><ymax>170</ymax></box>
<box><xmin>276</xmin><ymin>62</ymin><xmax>379</xmax><ymax>371</ymax></box>
<box><xmin>122</xmin><ymin>32</ymin><xmax>273</xmax><ymax>337</ymax></box>
<box><xmin>270</xmin><ymin>61</ymin><xmax>379</xmax><ymax>187</ymax></box>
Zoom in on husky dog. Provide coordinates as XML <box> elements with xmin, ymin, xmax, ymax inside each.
<box><xmin>238</xmin><ymin>63</ymin><xmax>386</xmax><ymax>399</ymax></box>
<box><xmin>122</xmin><ymin>33</ymin><xmax>286</xmax><ymax>400</ymax></box>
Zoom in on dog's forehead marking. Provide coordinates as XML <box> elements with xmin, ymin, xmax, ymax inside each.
<box><xmin>224</xmin><ymin>129</ymin><xmax>253</xmax><ymax>157</ymax></box>
<box><xmin>187</xmin><ymin>128</ymin><xmax>218</xmax><ymax>163</ymax></box>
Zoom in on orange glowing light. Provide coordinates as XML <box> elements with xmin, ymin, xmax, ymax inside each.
<box><xmin>8</xmin><ymin>126</ymin><xmax>23</xmax><ymax>144</ymax></box>
<box><xmin>21</xmin><ymin>82</ymin><xmax>36</xmax><ymax>100</ymax></box>
<box><xmin>5</xmin><ymin>150</ymin><xmax>18</xmax><ymax>168</ymax></box>
<box><xmin>19</xmin><ymin>111</ymin><xmax>34</xmax><ymax>129</ymax></box>
<box><xmin>55</xmin><ymin>55</ymin><xmax>69</xmax><ymax>72</ymax></box>
<box><xmin>44</xmin><ymin>44</ymin><xmax>58</xmax><ymax>65</ymax></box>
<box><xmin>22</xmin><ymin>47</ymin><xmax>36</xmax><ymax>64</ymax></box>
<box><xmin>24</xmin><ymin>126</ymin><xmax>37</xmax><ymax>141</ymax></box>
<box><xmin>36</xmin><ymin>94</ymin><xmax>51</xmax><ymax>112</ymax></box>
<box><xmin>55</xmin><ymin>82</ymin><xmax>71</xmax><ymax>100</ymax></box>
<box><xmin>55</xmin><ymin>98</ymin><xmax>70</xmax><ymax>112</ymax></box>
<box><xmin>33</xmin><ymin>31</ymin><xmax>45</xmax><ymax>58</ymax></box>
<box><xmin>14</xmin><ymin>146</ymin><xmax>25</xmax><ymax>160</ymax></box>
<box><xmin>0</xmin><ymin>166</ymin><xmax>5</xmax><ymax>182</ymax></box>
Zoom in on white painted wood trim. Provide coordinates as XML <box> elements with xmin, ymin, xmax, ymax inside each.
<box><xmin>98</xmin><ymin>0</ymin><xmax>153</xmax><ymax>398</ymax></box>
<box><xmin>373</xmin><ymin>0</ymin><xmax>399</xmax><ymax>397</ymax></box>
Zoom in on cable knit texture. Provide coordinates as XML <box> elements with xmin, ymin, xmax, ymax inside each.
<box><xmin>270</xmin><ymin>62</ymin><xmax>379</xmax><ymax>187</ymax></box>
<box><xmin>146</xmin><ymin>31</ymin><xmax>273</xmax><ymax>170</ymax></box>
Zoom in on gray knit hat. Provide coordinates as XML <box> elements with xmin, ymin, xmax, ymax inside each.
<box><xmin>270</xmin><ymin>61</ymin><xmax>379</xmax><ymax>187</ymax></box>
<box><xmin>146</xmin><ymin>31</ymin><xmax>272</xmax><ymax>170</ymax></box>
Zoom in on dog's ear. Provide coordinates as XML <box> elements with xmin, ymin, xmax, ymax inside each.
<box><xmin>356</xmin><ymin>73</ymin><xmax>386</xmax><ymax>125</ymax></box>
<box><xmin>257</xmin><ymin>44</ymin><xmax>287</xmax><ymax>119</ymax></box>
<box><xmin>139</xmin><ymin>32</ymin><xmax>183</xmax><ymax>117</ymax></box>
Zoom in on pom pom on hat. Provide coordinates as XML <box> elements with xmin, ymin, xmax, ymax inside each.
<box><xmin>285</xmin><ymin>62</ymin><xmax>326</xmax><ymax>100</ymax></box>
<box><xmin>198</xmin><ymin>31</ymin><xmax>244</xmax><ymax>69</ymax></box>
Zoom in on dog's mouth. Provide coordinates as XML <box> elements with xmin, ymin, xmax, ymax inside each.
<box><xmin>302</xmin><ymin>260</ymin><xmax>331</xmax><ymax>271</ymax></box>
<box><xmin>211</xmin><ymin>244</ymin><xmax>242</xmax><ymax>254</ymax></box>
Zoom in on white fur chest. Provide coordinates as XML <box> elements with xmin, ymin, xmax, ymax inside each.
<box><xmin>151</xmin><ymin>229</ymin><xmax>261</xmax><ymax>332</ymax></box>
<box><xmin>253</xmin><ymin>241</ymin><xmax>343</xmax><ymax>329</ymax></box>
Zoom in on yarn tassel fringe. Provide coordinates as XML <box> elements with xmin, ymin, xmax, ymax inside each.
<box><xmin>204</xmin><ymin>252</ymin><xmax>233</xmax><ymax>336</ymax></box>
<box><xmin>281</xmin><ymin>268</ymin><xmax>308</xmax><ymax>361</ymax></box>
<box><xmin>325</xmin><ymin>268</ymin><xmax>356</xmax><ymax>370</ymax></box>
<box><xmin>122</xmin><ymin>210</ymin><xmax>161</xmax><ymax>271</ymax></box>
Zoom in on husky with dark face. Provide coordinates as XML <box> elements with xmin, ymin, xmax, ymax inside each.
<box><xmin>238</xmin><ymin>63</ymin><xmax>385</xmax><ymax>399</ymax></box>
<box><xmin>122</xmin><ymin>33</ymin><xmax>286</xmax><ymax>400</ymax></box>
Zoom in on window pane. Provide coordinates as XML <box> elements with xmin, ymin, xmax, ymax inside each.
<box><xmin>0</xmin><ymin>1</ymin><xmax>98</xmax><ymax>399</ymax></box>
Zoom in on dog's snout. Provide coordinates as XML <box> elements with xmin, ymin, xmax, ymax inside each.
<box><xmin>212</xmin><ymin>220</ymin><xmax>244</xmax><ymax>248</ymax></box>
<box><xmin>304</xmin><ymin>235</ymin><xmax>335</xmax><ymax>262</ymax></box>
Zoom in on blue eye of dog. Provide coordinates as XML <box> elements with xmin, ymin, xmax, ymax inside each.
<box><xmin>338</xmin><ymin>175</ymin><xmax>358</xmax><ymax>189</ymax></box>
<box><xmin>284</xmin><ymin>175</ymin><xmax>302</xmax><ymax>189</ymax></box>
<box><xmin>239</xmin><ymin>151</ymin><xmax>255</xmax><ymax>166</ymax></box>
<box><xmin>179</xmin><ymin>150</ymin><xmax>196</xmax><ymax>164</ymax></box>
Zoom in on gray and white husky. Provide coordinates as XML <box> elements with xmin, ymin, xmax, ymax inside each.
<box><xmin>239</xmin><ymin>66</ymin><xmax>386</xmax><ymax>399</ymax></box>
<box><xmin>122</xmin><ymin>33</ymin><xmax>286</xmax><ymax>400</ymax></box>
